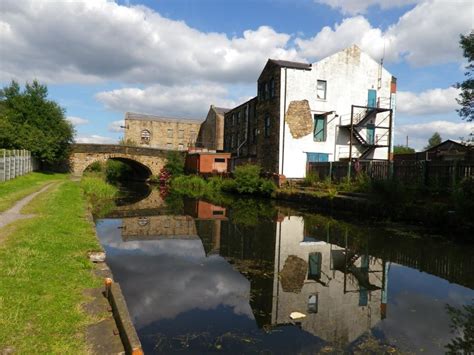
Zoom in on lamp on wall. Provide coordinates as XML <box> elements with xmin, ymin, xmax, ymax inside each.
<box><xmin>120</xmin><ymin>125</ymin><xmax>129</xmax><ymax>129</ymax></box>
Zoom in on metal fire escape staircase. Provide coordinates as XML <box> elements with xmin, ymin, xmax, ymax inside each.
<box><xmin>341</xmin><ymin>105</ymin><xmax>392</xmax><ymax>160</ymax></box>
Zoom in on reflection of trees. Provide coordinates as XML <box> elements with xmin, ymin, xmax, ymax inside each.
<box><xmin>445</xmin><ymin>301</ymin><xmax>474</xmax><ymax>353</ymax></box>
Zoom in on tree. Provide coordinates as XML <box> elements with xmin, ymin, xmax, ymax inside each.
<box><xmin>424</xmin><ymin>132</ymin><xmax>442</xmax><ymax>150</ymax></box>
<box><xmin>0</xmin><ymin>80</ymin><xmax>74</xmax><ymax>164</ymax></box>
<box><xmin>455</xmin><ymin>32</ymin><xmax>474</xmax><ymax>122</ymax></box>
<box><xmin>393</xmin><ymin>145</ymin><xmax>415</xmax><ymax>154</ymax></box>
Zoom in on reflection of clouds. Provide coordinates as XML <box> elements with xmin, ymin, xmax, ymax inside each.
<box><xmin>378</xmin><ymin>264</ymin><xmax>474</xmax><ymax>354</ymax></box>
<box><xmin>97</xmin><ymin>219</ymin><xmax>205</xmax><ymax>258</ymax></box>
<box><xmin>97</xmin><ymin>218</ymin><xmax>253</xmax><ymax>330</ymax></box>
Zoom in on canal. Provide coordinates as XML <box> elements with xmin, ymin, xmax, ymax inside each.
<box><xmin>94</xmin><ymin>183</ymin><xmax>474</xmax><ymax>354</ymax></box>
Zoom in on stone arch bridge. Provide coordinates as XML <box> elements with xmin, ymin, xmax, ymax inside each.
<box><xmin>70</xmin><ymin>144</ymin><xmax>173</xmax><ymax>179</ymax></box>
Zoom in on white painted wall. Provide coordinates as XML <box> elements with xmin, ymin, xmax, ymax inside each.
<box><xmin>271</xmin><ymin>215</ymin><xmax>385</xmax><ymax>344</ymax></box>
<box><xmin>279</xmin><ymin>45</ymin><xmax>395</xmax><ymax>178</ymax></box>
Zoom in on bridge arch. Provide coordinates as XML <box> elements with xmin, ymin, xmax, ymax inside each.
<box><xmin>70</xmin><ymin>144</ymin><xmax>172</xmax><ymax>179</ymax></box>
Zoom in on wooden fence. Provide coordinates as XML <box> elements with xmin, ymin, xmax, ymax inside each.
<box><xmin>307</xmin><ymin>160</ymin><xmax>474</xmax><ymax>189</ymax></box>
<box><xmin>0</xmin><ymin>149</ymin><xmax>38</xmax><ymax>182</ymax></box>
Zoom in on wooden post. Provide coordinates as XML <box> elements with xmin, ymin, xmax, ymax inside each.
<box><xmin>329</xmin><ymin>161</ymin><xmax>333</xmax><ymax>182</ymax></box>
<box><xmin>349</xmin><ymin>105</ymin><xmax>354</xmax><ymax>161</ymax></box>
<box><xmin>388</xmin><ymin>109</ymin><xmax>393</xmax><ymax>161</ymax></box>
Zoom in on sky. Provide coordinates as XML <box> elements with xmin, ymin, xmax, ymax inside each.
<box><xmin>1</xmin><ymin>0</ymin><xmax>473</xmax><ymax>150</ymax></box>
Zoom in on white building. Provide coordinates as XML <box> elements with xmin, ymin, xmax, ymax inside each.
<box><xmin>224</xmin><ymin>45</ymin><xmax>397</xmax><ymax>179</ymax></box>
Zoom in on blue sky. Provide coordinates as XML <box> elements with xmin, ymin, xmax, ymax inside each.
<box><xmin>1</xmin><ymin>0</ymin><xmax>472</xmax><ymax>150</ymax></box>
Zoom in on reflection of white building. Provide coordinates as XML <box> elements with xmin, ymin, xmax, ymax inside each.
<box><xmin>272</xmin><ymin>216</ymin><xmax>388</xmax><ymax>345</ymax></box>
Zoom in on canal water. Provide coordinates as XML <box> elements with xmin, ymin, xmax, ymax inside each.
<box><xmin>95</xmin><ymin>184</ymin><xmax>474</xmax><ymax>354</ymax></box>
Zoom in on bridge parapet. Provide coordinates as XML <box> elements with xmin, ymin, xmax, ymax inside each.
<box><xmin>70</xmin><ymin>144</ymin><xmax>182</xmax><ymax>177</ymax></box>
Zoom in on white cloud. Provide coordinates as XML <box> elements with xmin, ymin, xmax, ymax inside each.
<box><xmin>75</xmin><ymin>135</ymin><xmax>117</xmax><ymax>144</ymax></box>
<box><xmin>315</xmin><ymin>0</ymin><xmax>420</xmax><ymax>15</ymax></box>
<box><xmin>386</xmin><ymin>0</ymin><xmax>473</xmax><ymax>66</ymax></box>
<box><xmin>96</xmin><ymin>83</ymin><xmax>237</xmax><ymax>118</ymax></box>
<box><xmin>298</xmin><ymin>0</ymin><xmax>472</xmax><ymax>66</ymax></box>
<box><xmin>108</xmin><ymin>120</ymin><xmax>125</xmax><ymax>133</ymax></box>
<box><xmin>396</xmin><ymin>120</ymin><xmax>473</xmax><ymax>150</ymax></box>
<box><xmin>397</xmin><ymin>87</ymin><xmax>459</xmax><ymax>115</ymax></box>
<box><xmin>66</xmin><ymin>116</ymin><xmax>89</xmax><ymax>126</ymax></box>
<box><xmin>0</xmin><ymin>0</ymin><xmax>300</xmax><ymax>85</ymax></box>
<box><xmin>296</xmin><ymin>16</ymin><xmax>395</xmax><ymax>62</ymax></box>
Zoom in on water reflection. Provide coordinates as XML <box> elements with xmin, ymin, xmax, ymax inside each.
<box><xmin>96</xmin><ymin>193</ymin><xmax>474</xmax><ymax>354</ymax></box>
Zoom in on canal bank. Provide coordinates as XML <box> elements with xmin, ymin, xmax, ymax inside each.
<box><xmin>0</xmin><ymin>174</ymin><xmax>140</xmax><ymax>354</ymax></box>
<box><xmin>91</xmin><ymin>181</ymin><xmax>474</xmax><ymax>354</ymax></box>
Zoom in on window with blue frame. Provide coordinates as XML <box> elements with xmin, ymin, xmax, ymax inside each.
<box><xmin>313</xmin><ymin>114</ymin><xmax>327</xmax><ymax>141</ymax></box>
<box><xmin>308</xmin><ymin>252</ymin><xmax>322</xmax><ymax>281</ymax></box>
<box><xmin>306</xmin><ymin>152</ymin><xmax>329</xmax><ymax>162</ymax></box>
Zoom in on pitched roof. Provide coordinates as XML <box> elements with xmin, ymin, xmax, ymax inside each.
<box><xmin>269</xmin><ymin>59</ymin><xmax>312</xmax><ymax>70</ymax></box>
<box><xmin>125</xmin><ymin>112</ymin><xmax>203</xmax><ymax>124</ymax></box>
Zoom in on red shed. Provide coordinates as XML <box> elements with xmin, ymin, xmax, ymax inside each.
<box><xmin>185</xmin><ymin>149</ymin><xmax>231</xmax><ymax>174</ymax></box>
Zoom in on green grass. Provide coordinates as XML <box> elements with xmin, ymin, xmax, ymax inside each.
<box><xmin>80</xmin><ymin>176</ymin><xmax>118</xmax><ymax>217</ymax></box>
<box><xmin>0</xmin><ymin>172</ymin><xmax>65</xmax><ymax>212</ymax></box>
<box><xmin>0</xmin><ymin>180</ymin><xmax>103</xmax><ymax>353</ymax></box>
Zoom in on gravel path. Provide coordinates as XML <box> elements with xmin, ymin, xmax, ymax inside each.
<box><xmin>0</xmin><ymin>183</ymin><xmax>56</xmax><ymax>230</ymax></box>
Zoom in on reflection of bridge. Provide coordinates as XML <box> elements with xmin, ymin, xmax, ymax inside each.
<box><xmin>70</xmin><ymin>144</ymin><xmax>174</xmax><ymax>178</ymax></box>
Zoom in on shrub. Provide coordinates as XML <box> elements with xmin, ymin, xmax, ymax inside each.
<box><xmin>453</xmin><ymin>176</ymin><xmax>474</xmax><ymax>221</ymax></box>
<box><xmin>260</xmin><ymin>179</ymin><xmax>277</xmax><ymax>196</ymax></box>
<box><xmin>304</xmin><ymin>172</ymin><xmax>319</xmax><ymax>186</ymax></box>
<box><xmin>80</xmin><ymin>176</ymin><xmax>118</xmax><ymax>217</ymax></box>
<box><xmin>165</xmin><ymin>151</ymin><xmax>185</xmax><ymax>176</ymax></box>
<box><xmin>170</xmin><ymin>175</ymin><xmax>208</xmax><ymax>197</ymax></box>
<box><xmin>234</xmin><ymin>164</ymin><xmax>262</xmax><ymax>194</ymax></box>
<box><xmin>221</xmin><ymin>178</ymin><xmax>238</xmax><ymax>192</ymax></box>
<box><xmin>86</xmin><ymin>161</ymin><xmax>104</xmax><ymax>173</ymax></box>
<box><xmin>105</xmin><ymin>159</ymin><xmax>133</xmax><ymax>182</ymax></box>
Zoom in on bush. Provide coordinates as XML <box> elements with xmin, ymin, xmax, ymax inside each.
<box><xmin>260</xmin><ymin>179</ymin><xmax>277</xmax><ymax>195</ymax></box>
<box><xmin>80</xmin><ymin>176</ymin><xmax>118</xmax><ymax>217</ymax></box>
<box><xmin>170</xmin><ymin>175</ymin><xmax>208</xmax><ymax>197</ymax></box>
<box><xmin>105</xmin><ymin>159</ymin><xmax>132</xmax><ymax>182</ymax></box>
<box><xmin>234</xmin><ymin>164</ymin><xmax>262</xmax><ymax>194</ymax></box>
<box><xmin>86</xmin><ymin>161</ymin><xmax>104</xmax><ymax>173</ymax></box>
<box><xmin>453</xmin><ymin>176</ymin><xmax>474</xmax><ymax>221</ymax></box>
<box><xmin>165</xmin><ymin>151</ymin><xmax>185</xmax><ymax>176</ymax></box>
<box><xmin>304</xmin><ymin>172</ymin><xmax>319</xmax><ymax>186</ymax></box>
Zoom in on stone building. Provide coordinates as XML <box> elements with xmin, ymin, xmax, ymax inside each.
<box><xmin>124</xmin><ymin>112</ymin><xmax>203</xmax><ymax>150</ymax></box>
<box><xmin>223</xmin><ymin>45</ymin><xmax>396</xmax><ymax>178</ymax></box>
<box><xmin>196</xmin><ymin>105</ymin><xmax>229</xmax><ymax>150</ymax></box>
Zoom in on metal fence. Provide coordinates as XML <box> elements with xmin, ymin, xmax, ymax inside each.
<box><xmin>0</xmin><ymin>149</ymin><xmax>38</xmax><ymax>182</ymax></box>
<box><xmin>307</xmin><ymin>160</ymin><xmax>474</xmax><ymax>190</ymax></box>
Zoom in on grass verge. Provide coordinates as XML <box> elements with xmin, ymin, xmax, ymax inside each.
<box><xmin>0</xmin><ymin>172</ymin><xmax>64</xmax><ymax>212</ymax></box>
<box><xmin>0</xmin><ymin>180</ymin><xmax>103</xmax><ymax>353</ymax></box>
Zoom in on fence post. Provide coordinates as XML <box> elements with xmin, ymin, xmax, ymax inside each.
<box><xmin>2</xmin><ymin>150</ymin><xmax>5</xmax><ymax>182</ymax></box>
<box><xmin>389</xmin><ymin>161</ymin><xmax>394</xmax><ymax>180</ymax></box>
<box><xmin>451</xmin><ymin>160</ymin><xmax>458</xmax><ymax>189</ymax></box>
<box><xmin>424</xmin><ymin>161</ymin><xmax>429</xmax><ymax>187</ymax></box>
<box><xmin>347</xmin><ymin>161</ymin><xmax>352</xmax><ymax>180</ymax></box>
<box><xmin>329</xmin><ymin>161</ymin><xmax>333</xmax><ymax>182</ymax></box>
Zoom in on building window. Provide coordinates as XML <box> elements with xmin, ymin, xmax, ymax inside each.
<box><xmin>190</xmin><ymin>130</ymin><xmax>196</xmax><ymax>142</ymax></box>
<box><xmin>140</xmin><ymin>129</ymin><xmax>151</xmax><ymax>144</ymax></box>
<box><xmin>313</xmin><ymin>114</ymin><xmax>326</xmax><ymax>142</ymax></box>
<box><xmin>167</xmin><ymin>128</ymin><xmax>173</xmax><ymax>138</ymax></box>
<box><xmin>252</xmin><ymin>128</ymin><xmax>258</xmax><ymax>144</ymax></box>
<box><xmin>317</xmin><ymin>80</ymin><xmax>327</xmax><ymax>100</ymax></box>
<box><xmin>178</xmin><ymin>143</ymin><xmax>184</xmax><ymax>150</ymax></box>
<box><xmin>308</xmin><ymin>294</ymin><xmax>318</xmax><ymax>314</ymax></box>
<box><xmin>306</xmin><ymin>152</ymin><xmax>329</xmax><ymax>162</ymax></box>
<box><xmin>178</xmin><ymin>129</ymin><xmax>184</xmax><ymax>139</ymax></box>
<box><xmin>166</xmin><ymin>143</ymin><xmax>172</xmax><ymax>149</ymax></box>
<box><xmin>236</xmin><ymin>133</ymin><xmax>240</xmax><ymax>146</ymax></box>
<box><xmin>232</xmin><ymin>113</ymin><xmax>236</xmax><ymax>126</ymax></box>
<box><xmin>264</xmin><ymin>82</ymin><xmax>269</xmax><ymax>100</ymax></box>
<box><xmin>231</xmin><ymin>135</ymin><xmax>235</xmax><ymax>148</ymax></box>
<box><xmin>236</xmin><ymin>112</ymin><xmax>240</xmax><ymax>126</ymax></box>
<box><xmin>308</xmin><ymin>252</ymin><xmax>322</xmax><ymax>281</ymax></box>
<box><xmin>264</xmin><ymin>115</ymin><xmax>271</xmax><ymax>138</ymax></box>
<box><xmin>215</xmin><ymin>158</ymin><xmax>226</xmax><ymax>163</ymax></box>
<box><xmin>270</xmin><ymin>78</ymin><xmax>275</xmax><ymax>98</ymax></box>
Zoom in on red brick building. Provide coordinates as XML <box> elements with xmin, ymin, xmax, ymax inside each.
<box><xmin>185</xmin><ymin>148</ymin><xmax>231</xmax><ymax>174</ymax></box>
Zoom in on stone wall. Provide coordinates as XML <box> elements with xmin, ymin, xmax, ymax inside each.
<box><xmin>256</xmin><ymin>61</ymin><xmax>281</xmax><ymax>173</ymax></box>
<box><xmin>197</xmin><ymin>106</ymin><xmax>225</xmax><ymax>150</ymax></box>
<box><xmin>121</xmin><ymin>215</ymin><xmax>198</xmax><ymax>241</ymax></box>
<box><xmin>70</xmin><ymin>144</ymin><xmax>169</xmax><ymax>177</ymax></box>
<box><xmin>125</xmin><ymin>118</ymin><xmax>202</xmax><ymax>150</ymax></box>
